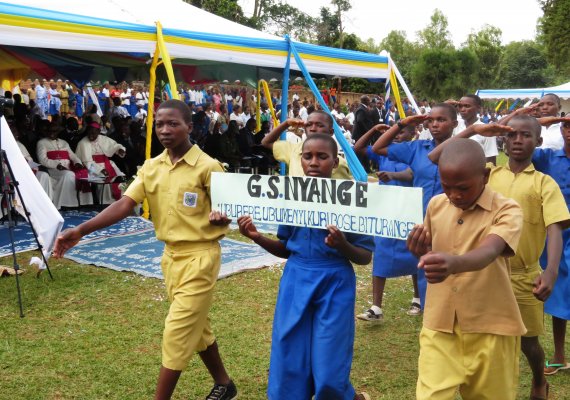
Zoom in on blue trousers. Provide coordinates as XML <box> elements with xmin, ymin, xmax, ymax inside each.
<box><xmin>268</xmin><ymin>257</ymin><xmax>356</xmax><ymax>400</ymax></box>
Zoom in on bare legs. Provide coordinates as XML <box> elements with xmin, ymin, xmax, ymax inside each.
<box><xmin>154</xmin><ymin>341</ymin><xmax>230</xmax><ymax>400</ymax></box>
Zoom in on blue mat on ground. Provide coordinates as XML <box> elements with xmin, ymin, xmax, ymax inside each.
<box><xmin>0</xmin><ymin>211</ymin><xmax>283</xmax><ymax>279</ymax></box>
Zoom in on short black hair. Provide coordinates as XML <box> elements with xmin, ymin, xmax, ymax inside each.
<box><xmin>157</xmin><ymin>99</ymin><xmax>193</xmax><ymax>124</ymax></box>
<box><xmin>462</xmin><ymin>94</ymin><xmax>482</xmax><ymax>107</ymax></box>
<box><xmin>302</xmin><ymin>133</ymin><xmax>338</xmax><ymax>155</ymax></box>
<box><xmin>432</xmin><ymin>103</ymin><xmax>458</xmax><ymax>121</ymax></box>
<box><xmin>309</xmin><ymin>110</ymin><xmax>334</xmax><ymax>128</ymax></box>
<box><xmin>508</xmin><ymin>115</ymin><xmax>542</xmax><ymax>138</ymax></box>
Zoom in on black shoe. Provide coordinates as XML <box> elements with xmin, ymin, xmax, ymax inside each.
<box><xmin>205</xmin><ymin>380</ymin><xmax>237</xmax><ymax>400</ymax></box>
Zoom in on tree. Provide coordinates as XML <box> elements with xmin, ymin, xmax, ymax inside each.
<box><xmin>183</xmin><ymin>0</ymin><xmax>246</xmax><ymax>23</ymax></box>
<box><xmin>411</xmin><ymin>48</ymin><xmax>479</xmax><ymax>100</ymax></box>
<box><xmin>538</xmin><ymin>0</ymin><xmax>570</xmax><ymax>76</ymax></box>
<box><xmin>331</xmin><ymin>0</ymin><xmax>351</xmax><ymax>49</ymax></box>
<box><xmin>380</xmin><ymin>30</ymin><xmax>421</xmax><ymax>84</ymax></box>
<box><xmin>464</xmin><ymin>24</ymin><xmax>503</xmax><ymax>88</ymax></box>
<box><xmin>316</xmin><ymin>6</ymin><xmax>340</xmax><ymax>47</ymax></box>
<box><xmin>417</xmin><ymin>9</ymin><xmax>453</xmax><ymax>50</ymax></box>
<box><xmin>497</xmin><ymin>41</ymin><xmax>554</xmax><ymax>88</ymax></box>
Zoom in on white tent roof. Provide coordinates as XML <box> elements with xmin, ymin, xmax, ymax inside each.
<box><xmin>477</xmin><ymin>81</ymin><xmax>570</xmax><ymax>100</ymax></box>
<box><xmin>0</xmin><ymin>0</ymin><xmax>390</xmax><ymax>79</ymax></box>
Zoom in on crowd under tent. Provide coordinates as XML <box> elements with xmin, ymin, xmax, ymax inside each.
<box><xmin>0</xmin><ymin>0</ymin><xmax>418</xmax><ymax>183</ymax></box>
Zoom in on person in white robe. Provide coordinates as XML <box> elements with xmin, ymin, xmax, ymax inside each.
<box><xmin>36</xmin><ymin>125</ymin><xmax>93</xmax><ymax>209</ymax></box>
<box><xmin>75</xmin><ymin>121</ymin><xmax>126</xmax><ymax>205</ymax></box>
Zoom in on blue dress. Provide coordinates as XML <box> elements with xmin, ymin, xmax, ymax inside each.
<box><xmin>533</xmin><ymin>148</ymin><xmax>570</xmax><ymax>320</ymax></box>
<box><xmin>388</xmin><ymin>140</ymin><xmax>443</xmax><ymax>308</ymax></box>
<box><xmin>367</xmin><ymin>146</ymin><xmax>417</xmax><ymax>278</ymax></box>
<box><xmin>268</xmin><ymin>225</ymin><xmax>374</xmax><ymax>400</ymax></box>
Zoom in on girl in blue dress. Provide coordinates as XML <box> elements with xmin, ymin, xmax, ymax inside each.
<box><xmin>238</xmin><ymin>134</ymin><xmax>374</xmax><ymax>400</ymax></box>
<box><xmin>533</xmin><ymin>117</ymin><xmax>570</xmax><ymax>375</ymax></box>
<box><xmin>353</xmin><ymin>123</ymin><xmax>420</xmax><ymax>322</ymax></box>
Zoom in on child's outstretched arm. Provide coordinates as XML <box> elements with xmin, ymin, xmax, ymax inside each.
<box><xmin>377</xmin><ymin>168</ymin><xmax>413</xmax><ymax>183</ymax></box>
<box><xmin>533</xmin><ymin>222</ymin><xmax>564</xmax><ymax>301</ymax></box>
<box><xmin>324</xmin><ymin>225</ymin><xmax>371</xmax><ymax>265</ymax></box>
<box><xmin>427</xmin><ymin>123</ymin><xmax>513</xmax><ymax>164</ymax></box>
<box><xmin>537</xmin><ymin>116</ymin><xmax>570</xmax><ymax>127</ymax></box>
<box><xmin>353</xmin><ymin>123</ymin><xmax>389</xmax><ymax>157</ymax></box>
<box><xmin>53</xmin><ymin>196</ymin><xmax>137</xmax><ymax>257</ymax></box>
<box><xmin>237</xmin><ymin>215</ymin><xmax>290</xmax><ymax>258</ymax></box>
<box><xmin>497</xmin><ymin>103</ymin><xmax>539</xmax><ymax>126</ymax></box>
<box><xmin>417</xmin><ymin>234</ymin><xmax>509</xmax><ymax>284</ymax></box>
<box><xmin>260</xmin><ymin>118</ymin><xmax>305</xmax><ymax>150</ymax></box>
<box><xmin>371</xmin><ymin>115</ymin><xmax>427</xmax><ymax>156</ymax></box>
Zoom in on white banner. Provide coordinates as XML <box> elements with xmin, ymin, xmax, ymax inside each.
<box><xmin>1</xmin><ymin>117</ymin><xmax>64</xmax><ymax>258</ymax></box>
<box><xmin>211</xmin><ymin>173</ymin><xmax>423</xmax><ymax>240</ymax></box>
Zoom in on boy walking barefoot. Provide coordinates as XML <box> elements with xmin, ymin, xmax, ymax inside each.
<box><xmin>54</xmin><ymin>100</ymin><xmax>237</xmax><ymax>400</ymax></box>
<box><xmin>409</xmin><ymin>138</ymin><xmax>526</xmax><ymax>399</ymax></box>
<box><xmin>239</xmin><ymin>134</ymin><xmax>373</xmax><ymax>400</ymax></box>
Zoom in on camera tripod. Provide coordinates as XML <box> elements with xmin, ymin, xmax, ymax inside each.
<box><xmin>1</xmin><ymin>108</ymin><xmax>54</xmax><ymax>318</ymax></box>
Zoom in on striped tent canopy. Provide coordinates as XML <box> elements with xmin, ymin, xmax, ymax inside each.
<box><xmin>0</xmin><ymin>0</ymin><xmax>390</xmax><ymax>83</ymax></box>
<box><xmin>477</xmin><ymin>81</ymin><xmax>570</xmax><ymax>100</ymax></box>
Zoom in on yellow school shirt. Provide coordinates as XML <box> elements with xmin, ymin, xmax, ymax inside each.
<box><xmin>488</xmin><ymin>163</ymin><xmax>570</xmax><ymax>271</ymax></box>
<box><xmin>273</xmin><ymin>140</ymin><xmax>352</xmax><ymax>179</ymax></box>
<box><xmin>423</xmin><ymin>186</ymin><xmax>526</xmax><ymax>336</ymax></box>
<box><xmin>124</xmin><ymin>145</ymin><xmax>227</xmax><ymax>246</ymax></box>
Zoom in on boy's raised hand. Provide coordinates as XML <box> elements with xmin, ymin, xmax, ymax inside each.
<box><xmin>472</xmin><ymin>123</ymin><xmax>514</xmax><ymax>137</ymax></box>
<box><xmin>324</xmin><ymin>225</ymin><xmax>348</xmax><ymax>249</ymax></box>
<box><xmin>374</xmin><ymin>123</ymin><xmax>390</xmax><ymax>132</ymax></box>
<box><xmin>237</xmin><ymin>215</ymin><xmax>261</xmax><ymax>241</ymax></box>
<box><xmin>209</xmin><ymin>210</ymin><xmax>232</xmax><ymax>226</ymax></box>
<box><xmin>417</xmin><ymin>252</ymin><xmax>458</xmax><ymax>283</ymax></box>
<box><xmin>406</xmin><ymin>224</ymin><xmax>432</xmax><ymax>258</ymax></box>
<box><xmin>53</xmin><ymin>228</ymin><xmax>82</xmax><ymax>258</ymax></box>
<box><xmin>401</xmin><ymin>114</ymin><xmax>429</xmax><ymax>127</ymax></box>
<box><xmin>537</xmin><ymin>116</ymin><xmax>570</xmax><ymax>126</ymax></box>
<box><xmin>286</xmin><ymin>118</ymin><xmax>306</xmax><ymax>128</ymax></box>
<box><xmin>512</xmin><ymin>103</ymin><xmax>539</xmax><ymax>116</ymax></box>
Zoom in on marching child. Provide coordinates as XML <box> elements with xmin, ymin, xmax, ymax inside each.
<box><xmin>532</xmin><ymin>117</ymin><xmax>570</xmax><ymax>376</ymax></box>
<box><xmin>371</xmin><ymin>104</ymin><xmax>457</xmax><ymax>308</ymax></box>
<box><xmin>353</xmin><ymin>123</ymin><xmax>421</xmax><ymax>320</ymax></box>
<box><xmin>408</xmin><ymin>138</ymin><xmax>526</xmax><ymax>399</ymax></box>
<box><xmin>54</xmin><ymin>100</ymin><xmax>237</xmax><ymax>400</ymax></box>
<box><xmin>429</xmin><ymin>115</ymin><xmax>570</xmax><ymax>399</ymax></box>
<box><xmin>238</xmin><ymin>133</ymin><xmax>374</xmax><ymax>400</ymax></box>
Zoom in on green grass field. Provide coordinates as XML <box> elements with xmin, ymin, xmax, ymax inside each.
<box><xmin>1</xmin><ymin>245</ymin><xmax>569</xmax><ymax>399</ymax></box>
<box><xmin>1</xmin><ymin>152</ymin><xmax>568</xmax><ymax>399</ymax></box>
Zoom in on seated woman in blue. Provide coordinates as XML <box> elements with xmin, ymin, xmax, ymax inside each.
<box><xmin>238</xmin><ymin>134</ymin><xmax>374</xmax><ymax>400</ymax></box>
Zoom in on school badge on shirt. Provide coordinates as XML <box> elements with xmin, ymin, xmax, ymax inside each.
<box><xmin>183</xmin><ymin>192</ymin><xmax>198</xmax><ymax>208</ymax></box>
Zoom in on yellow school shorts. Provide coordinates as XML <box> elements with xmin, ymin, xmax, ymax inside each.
<box><xmin>511</xmin><ymin>265</ymin><xmax>544</xmax><ymax>337</ymax></box>
<box><xmin>417</xmin><ymin>323</ymin><xmax>520</xmax><ymax>400</ymax></box>
<box><xmin>160</xmin><ymin>241</ymin><xmax>221</xmax><ymax>371</ymax></box>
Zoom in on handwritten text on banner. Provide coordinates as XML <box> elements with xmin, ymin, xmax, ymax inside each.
<box><xmin>211</xmin><ymin>173</ymin><xmax>423</xmax><ymax>240</ymax></box>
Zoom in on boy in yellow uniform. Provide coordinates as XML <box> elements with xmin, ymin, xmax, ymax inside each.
<box><xmin>54</xmin><ymin>100</ymin><xmax>237</xmax><ymax>400</ymax></box>
<box><xmin>260</xmin><ymin>110</ymin><xmax>352</xmax><ymax>178</ymax></box>
<box><xmin>408</xmin><ymin>138</ymin><xmax>526</xmax><ymax>399</ymax></box>
<box><xmin>429</xmin><ymin>116</ymin><xmax>570</xmax><ymax>399</ymax></box>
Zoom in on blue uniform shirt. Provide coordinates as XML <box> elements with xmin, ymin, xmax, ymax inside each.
<box><xmin>533</xmin><ymin>148</ymin><xmax>570</xmax><ymax>206</ymax></box>
<box><xmin>387</xmin><ymin>140</ymin><xmax>442</xmax><ymax>214</ymax></box>
<box><xmin>277</xmin><ymin>225</ymin><xmax>374</xmax><ymax>266</ymax></box>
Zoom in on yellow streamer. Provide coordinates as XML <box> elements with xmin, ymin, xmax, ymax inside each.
<box><xmin>495</xmin><ymin>99</ymin><xmax>504</xmax><ymax>112</ymax></box>
<box><xmin>155</xmin><ymin>21</ymin><xmax>178</xmax><ymax>97</ymax></box>
<box><xmin>389</xmin><ymin>69</ymin><xmax>405</xmax><ymax>120</ymax></box>
<box><xmin>255</xmin><ymin>79</ymin><xmax>279</xmax><ymax>133</ymax></box>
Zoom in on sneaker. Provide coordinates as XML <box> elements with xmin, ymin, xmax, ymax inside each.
<box><xmin>406</xmin><ymin>302</ymin><xmax>422</xmax><ymax>316</ymax></box>
<box><xmin>356</xmin><ymin>308</ymin><xmax>383</xmax><ymax>322</ymax></box>
<box><xmin>205</xmin><ymin>380</ymin><xmax>238</xmax><ymax>400</ymax></box>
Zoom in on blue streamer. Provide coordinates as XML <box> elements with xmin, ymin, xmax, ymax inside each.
<box><xmin>164</xmin><ymin>83</ymin><xmax>173</xmax><ymax>100</ymax></box>
<box><xmin>508</xmin><ymin>99</ymin><xmax>521</xmax><ymax>111</ymax></box>
<box><xmin>288</xmin><ymin>42</ymin><xmax>368</xmax><ymax>182</ymax></box>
